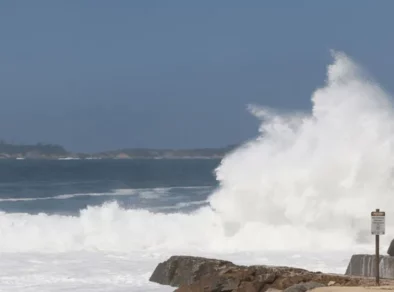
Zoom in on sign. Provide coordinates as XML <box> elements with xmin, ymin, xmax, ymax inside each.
<box><xmin>371</xmin><ymin>211</ymin><xmax>385</xmax><ymax>235</ymax></box>
<box><xmin>372</xmin><ymin>209</ymin><xmax>385</xmax><ymax>286</ymax></box>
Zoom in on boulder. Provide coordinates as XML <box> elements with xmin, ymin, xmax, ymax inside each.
<box><xmin>345</xmin><ymin>254</ymin><xmax>394</xmax><ymax>279</ymax></box>
<box><xmin>150</xmin><ymin>255</ymin><xmax>381</xmax><ymax>292</ymax></box>
<box><xmin>149</xmin><ymin>255</ymin><xmax>234</xmax><ymax>287</ymax></box>
<box><xmin>388</xmin><ymin>239</ymin><xmax>394</xmax><ymax>256</ymax></box>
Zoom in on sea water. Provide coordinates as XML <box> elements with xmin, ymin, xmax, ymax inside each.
<box><xmin>0</xmin><ymin>52</ymin><xmax>392</xmax><ymax>291</ymax></box>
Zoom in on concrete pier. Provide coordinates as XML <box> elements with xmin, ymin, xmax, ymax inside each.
<box><xmin>345</xmin><ymin>254</ymin><xmax>394</xmax><ymax>279</ymax></box>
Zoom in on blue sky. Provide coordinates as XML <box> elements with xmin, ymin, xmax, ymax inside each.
<box><xmin>0</xmin><ymin>1</ymin><xmax>393</xmax><ymax>152</ymax></box>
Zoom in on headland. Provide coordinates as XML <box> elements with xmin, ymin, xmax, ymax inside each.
<box><xmin>0</xmin><ymin>141</ymin><xmax>236</xmax><ymax>160</ymax></box>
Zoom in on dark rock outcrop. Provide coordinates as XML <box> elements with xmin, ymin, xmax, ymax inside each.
<box><xmin>150</xmin><ymin>255</ymin><xmax>386</xmax><ymax>292</ymax></box>
<box><xmin>149</xmin><ymin>256</ymin><xmax>234</xmax><ymax>287</ymax></box>
<box><xmin>345</xmin><ymin>254</ymin><xmax>394</xmax><ymax>279</ymax></box>
<box><xmin>388</xmin><ymin>240</ymin><xmax>394</xmax><ymax>256</ymax></box>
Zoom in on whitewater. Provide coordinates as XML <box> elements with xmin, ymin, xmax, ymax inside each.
<box><xmin>0</xmin><ymin>51</ymin><xmax>393</xmax><ymax>291</ymax></box>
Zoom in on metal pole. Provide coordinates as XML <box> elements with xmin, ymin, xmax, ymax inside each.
<box><xmin>376</xmin><ymin>208</ymin><xmax>380</xmax><ymax>286</ymax></box>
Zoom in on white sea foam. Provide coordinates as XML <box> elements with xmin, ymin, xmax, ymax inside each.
<box><xmin>0</xmin><ymin>250</ymin><xmax>354</xmax><ymax>292</ymax></box>
<box><xmin>0</xmin><ymin>186</ymin><xmax>210</xmax><ymax>202</ymax></box>
<box><xmin>0</xmin><ymin>51</ymin><xmax>392</xmax><ymax>291</ymax></box>
<box><xmin>0</xmin><ymin>201</ymin><xmax>380</xmax><ymax>254</ymax></box>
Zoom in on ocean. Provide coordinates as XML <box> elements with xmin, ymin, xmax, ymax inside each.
<box><xmin>0</xmin><ymin>159</ymin><xmax>356</xmax><ymax>292</ymax></box>
<box><xmin>2</xmin><ymin>51</ymin><xmax>394</xmax><ymax>291</ymax></box>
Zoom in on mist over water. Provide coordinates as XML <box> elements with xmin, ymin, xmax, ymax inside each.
<box><xmin>1</xmin><ymin>52</ymin><xmax>393</xmax><ymax>256</ymax></box>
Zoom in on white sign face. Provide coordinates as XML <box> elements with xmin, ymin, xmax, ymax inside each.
<box><xmin>371</xmin><ymin>211</ymin><xmax>385</xmax><ymax>235</ymax></box>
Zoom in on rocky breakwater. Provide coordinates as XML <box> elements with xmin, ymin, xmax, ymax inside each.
<box><xmin>150</xmin><ymin>256</ymin><xmax>390</xmax><ymax>292</ymax></box>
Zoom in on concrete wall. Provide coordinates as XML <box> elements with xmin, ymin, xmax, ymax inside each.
<box><xmin>345</xmin><ymin>254</ymin><xmax>394</xmax><ymax>279</ymax></box>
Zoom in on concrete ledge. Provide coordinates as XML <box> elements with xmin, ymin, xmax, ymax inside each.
<box><xmin>345</xmin><ymin>254</ymin><xmax>394</xmax><ymax>279</ymax></box>
<box><xmin>314</xmin><ymin>287</ymin><xmax>394</xmax><ymax>291</ymax></box>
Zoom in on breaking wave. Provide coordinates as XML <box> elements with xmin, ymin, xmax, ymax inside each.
<box><xmin>0</xmin><ymin>186</ymin><xmax>210</xmax><ymax>202</ymax></box>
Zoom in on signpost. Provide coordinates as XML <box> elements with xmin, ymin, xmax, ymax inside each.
<box><xmin>371</xmin><ymin>209</ymin><xmax>385</xmax><ymax>286</ymax></box>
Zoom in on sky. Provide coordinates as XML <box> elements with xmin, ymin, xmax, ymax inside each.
<box><xmin>0</xmin><ymin>1</ymin><xmax>394</xmax><ymax>152</ymax></box>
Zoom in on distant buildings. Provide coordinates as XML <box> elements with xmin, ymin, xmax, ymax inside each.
<box><xmin>115</xmin><ymin>153</ymin><xmax>130</xmax><ymax>159</ymax></box>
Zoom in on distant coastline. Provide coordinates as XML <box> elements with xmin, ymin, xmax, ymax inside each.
<box><xmin>0</xmin><ymin>141</ymin><xmax>237</xmax><ymax>160</ymax></box>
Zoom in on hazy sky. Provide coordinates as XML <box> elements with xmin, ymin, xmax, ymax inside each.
<box><xmin>1</xmin><ymin>1</ymin><xmax>394</xmax><ymax>152</ymax></box>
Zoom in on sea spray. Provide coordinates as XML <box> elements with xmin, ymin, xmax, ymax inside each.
<box><xmin>210</xmin><ymin>51</ymin><xmax>394</xmax><ymax>246</ymax></box>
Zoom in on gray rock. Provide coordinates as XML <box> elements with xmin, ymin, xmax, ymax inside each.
<box><xmin>345</xmin><ymin>254</ymin><xmax>394</xmax><ymax>279</ymax></box>
<box><xmin>149</xmin><ymin>255</ymin><xmax>234</xmax><ymax>287</ymax></box>
<box><xmin>283</xmin><ymin>281</ymin><xmax>326</xmax><ymax>292</ymax></box>
<box><xmin>388</xmin><ymin>239</ymin><xmax>394</xmax><ymax>256</ymax></box>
